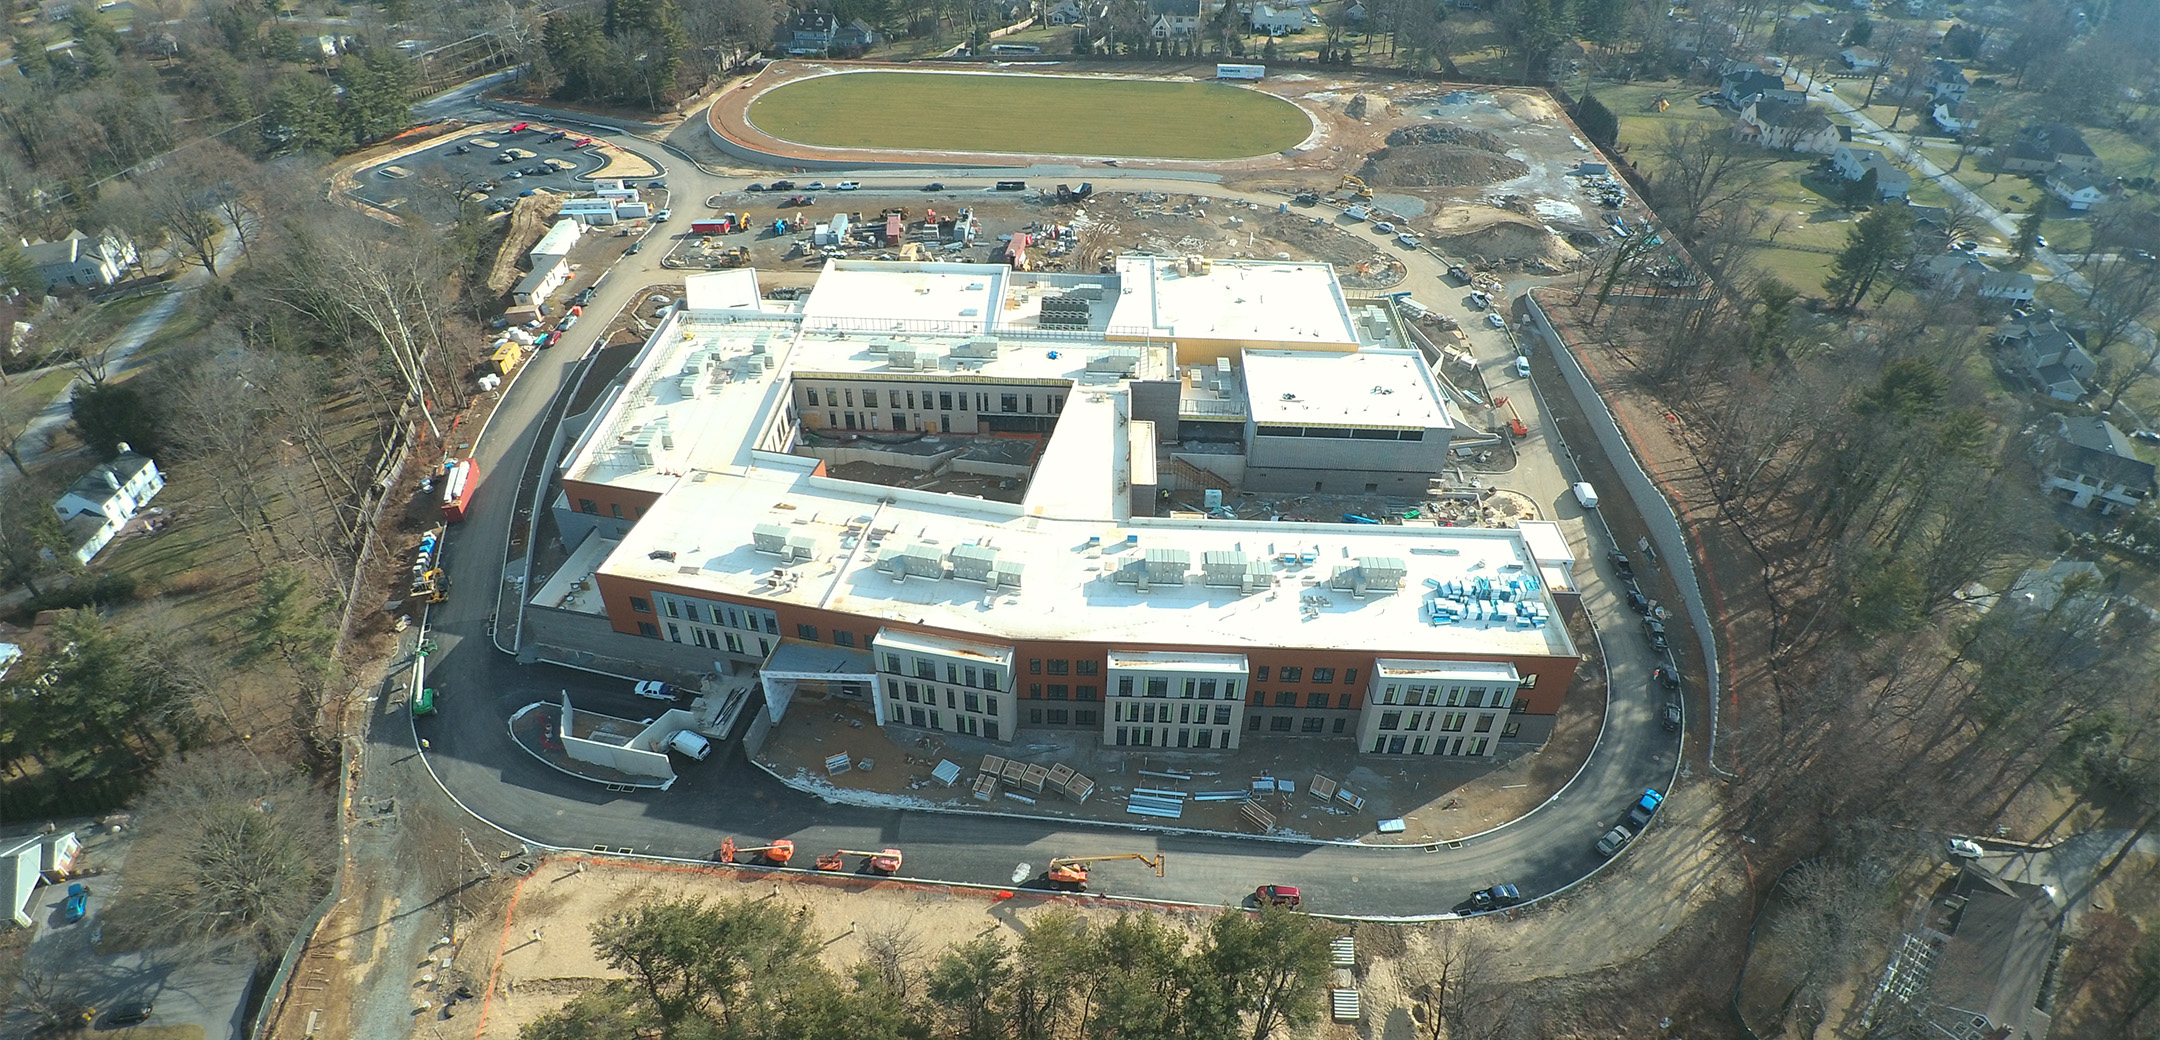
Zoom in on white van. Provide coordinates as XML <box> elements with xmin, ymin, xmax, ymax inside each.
<box><xmin>1514</xmin><ymin>355</ymin><xmax>1531</xmax><ymax>377</ymax></box>
<box><xmin>1573</xmin><ymin>482</ymin><xmax>1600</xmax><ymax>509</ymax></box>
<box><xmin>668</xmin><ymin>730</ymin><xmax>713</xmax><ymax>760</ymax></box>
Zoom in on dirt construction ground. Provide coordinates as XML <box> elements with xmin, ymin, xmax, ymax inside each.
<box><xmin>457</xmin><ymin>785</ymin><xmax>1747</xmax><ymax>1040</ymax></box>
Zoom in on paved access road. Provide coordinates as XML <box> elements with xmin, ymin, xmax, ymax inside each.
<box><xmin>404</xmin><ymin>130</ymin><xmax>1683</xmax><ymax>918</ymax></box>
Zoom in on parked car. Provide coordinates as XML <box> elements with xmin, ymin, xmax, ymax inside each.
<box><xmin>1372</xmin><ymin>221</ymin><xmax>1397</xmax><ymax>234</ymax></box>
<box><xmin>626</xmin><ymin>242</ymin><xmax>642</xmax><ymax>255</ymax></box>
<box><xmin>105</xmin><ymin>1002</ymin><xmax>154</xmax><ymax>1026</ymax></box>
<box><xmin>1596</xmin><ymin>826</ymin><xmax>1633</xmax><ymax>857</ymax></box>
<box><xmin>1253</xmin><ymin>884</ymin><xmax>1302</xmax><ymax>907</ymax></box>
<box><xmin>746</xmin><ymin>183</ymin><xmax>768</xmax><ymax>192</ymax></box>
<box><xmin>61</xmin><ymin>883</ymin><xmax>89</xmax><ymax>922</ymax></box>
<box><xmin>634</xmin><ymin>680</ymin><xmax>680</xmax><ymax>701</ymax></box>
<box><xmin>1948</xmin><ymin>838</ymin><xmax>1984</xmax><ymax>859</ymax></box>
<box><xmin>558</xmin><ymin>314</ymin><xmax>580</xmax><ymax>331</ymax></box>
<box><xmin>538</xmin><ymin>330</ymin><xmax>562</xmax><ymax>349</ymax></box>
<box><xmin>804</xmin><ymin>180</ymin><xmax>826</xmax><ymax>190</ymax></box>
<box><xmin>924</xmin><ymin>182</ymin><xmax>947</xmax><ymax>192</ymax></box>
<box><xmin>1469</xmin><ymin>290</ymin><xmax>1491</xmax><ymax>309</ymax></box>
<box><xmin>1642</xmin><ymin>617</ymin><xmax>1669</xmax><ymax>651</ymax></box>
<box><xmin>648</xmin><ymin>180</ymin><xmax>667</xmax><ymax>189</ymax></box>
<box><xmin>770</xmin><ymin>179</ymin><xmax>796</xmax><ymax>191</ymax></box>
<box><xmin>1626</xmin><ymin>789</ymin><xmax>1664</xmax><ymax>829</ymax></box>
<box><xmin>571</xmin><ymin>288</ymin><xmax>597</xmax><ymax>306</ymax></box>
<box><xmin>1607</xmin><ymin>549</ymin><xmax>1633</xmax><ymax>576</ymax></box>
<box><xmin>1625</xmin><ymin>584</ymin><xmax>1649</xmax><ymax>614</ymax></box>
<box><xmin>518</xmin><ymin>189</ymin><xmax>537</xmax><ymax>198</ymax></box>
<box><xmin>1486</xmin><ymin>313</ymin><xmax>1507</xmax><ymax>328</ymax></box>
<box><xmin>1653</xmin><ymin>667</ymin><xmax>1679</xmax><ymax>690</ymax></box>
<box><xmin>1396</xmin><ymin>232</ymin><xmax>1420</xmax><ymax>248</ymax></box>
<box><xmin>655</xmin><ymin>209</ymin><xmax>671</xmax><ymax>221</ymax></box>
<box><xmin>836</xmin><ymin>180</ymin><xmax>860</xmax><ymax>190</ymax></box>
<box><xmin>1662</xmin><ymin>702</ymin><xmax>1683</xmax><ymax>731</ymax></box>
<box><xmin>1468</xmin><ymin>884</ymin><xmax>1522</xmax><ymax>911</ymax></box>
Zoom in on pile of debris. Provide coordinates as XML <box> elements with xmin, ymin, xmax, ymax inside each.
<box><xmin>1358</xmin><ymin>126</ymin><xmax>1529</xmax><ymax>189</ymax></box>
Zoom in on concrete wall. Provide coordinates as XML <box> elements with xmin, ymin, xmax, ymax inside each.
<box><xmin>1129</xmin><ymin>379</ymin><xmax>1183</xmax><ymax>442</ymax></box>
<box><xmin>1523</xmin><ymin>291</ymin><xmax>1724</xmax><ymax>763</ymax></box>
<box><xmin>797</xmin><ymin>444</ymin><xmax>960</xmax><ymax>473</ymax></box>
<box><xmin>522</xmin><ymin>604</ymin><xmax>745</xmax><ymax>679</ymax></box>
<box><xmin>553</xmin><ymin>490</ymin><xmax>637</xmax><ymax>549</ymax></box>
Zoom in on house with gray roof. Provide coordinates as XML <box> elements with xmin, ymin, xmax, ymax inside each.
<box><xmin>2039</xmin><ymin>415</ymin><xmax>2156</xmax><ymax>514</ymax></box>
<box><xmin>2000</xmin><ymin>122</ymin><xmax>2101</xmax><ymax>175</ymax></box>
<box><xmin>19</xmin><ymin>228</ymin><xmax>136</xmax><ymax>292</ymax></box>
<box><xmin>1997</xmin><ymin>313</ymin><xmax>2096</xmax><ymax>400</ymax></box>
<box><xmin>2046</xmin><ymin>168</ymin><xmax>2107</xmax><ymax>211</ymax></box>
<box><xmin>1733</xmin><ymin>99</ymin><xmax>1839</xmax><ymax>153</ymax></box>
<box><xmin>51</xmin><ymin>444</ymin><xmax>164</xmax><ymax>564</ymax></box>
<box><xmin>1831</xmin><ymin>146</ymin><xmax>1912</xmax><ymax>200</ymax></box>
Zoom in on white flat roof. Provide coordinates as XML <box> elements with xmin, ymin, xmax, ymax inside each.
<box><xmin>873</xmin><ymin>628</ymin><xmax>1012</xmax><ymax>662</ymax></box>
<box><xmin>684</xmin><ymin>269</ymin><xmax>763</xmax><ymax>310</ymax></box>
<box><xmin>798</xmin><ymin>261</ymin><xmax>1005</xmax><ymax>335</ymax></box>
<box><xmin>1109</xmin><ymin>255</ymin><xmax>1357</xmax><ymax>346</ymax></box>
<box><xmin>1243</xmin><ymin>349</ymin><xmax>1451</xmax><ymax>430</ymax></box>
<box><xmin>1374</xmin><ymin>659</ymin><xmax>1520</xmax><ymax>681</ymax></box>
<box><xmin>1108</xmin><ymin>649</ymin><xmax>1250</xmax><ymax>672</ymax></box>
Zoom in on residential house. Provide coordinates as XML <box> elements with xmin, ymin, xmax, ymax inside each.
<box><xmin>1924</xmin><ymin>58</ymin><xmax>1970</xmax><ymax>103</ymax></box>
<box><xmin>1997</xmin><ymin>313</ymin><xmax>2098</xmax><ymax>400</ymax></box>
<box><xmin>1830</xmin><ymin>146</ymin><xmax>1913</xmax><ymax>200</ymax></box>
<box><xmin>781</xmin><ymin>11</ymin><xmax>838</xmax><ymax>54</ymax></box>
<box><xmin>833</xmin><ymin>18</ymin><xmax>879</xmax><ymax>49</ymax></box>
<box><xmin>1672</xmin><ymin>19</ymin><xmax>1744</xmax><ymax>55</ymax></box>
<box><xmin>2046</xmin><ymin>168</ymin><xmax>2108</xmax><ymax>212</ymax></box>
<box><xmin>1999</xmin><ymin>122</ymin><xmax>2102</xmax><ymax>175</ymax></box>
<box><xmin>1922</xmin><ymin>253</ymin><xmax>2035</xmax><ymax>305</ymax></box>
<box><xmin>1719</xmin><ymin>68</ymin><xmax>1804</xmax><ymax>108</ymax></box>
<box><xmin>1930</xmin><ymin>100</ymin><xmax>1982</xmax><ymax>135</ymax></box>
<box><xmin>1147</xmin><ymin>0</ymin><xmax>1209</xmax><ymax>37</ymax></box>
<box><xmin>1838</xmin><ymin>46</ymin><xmax>1882</xmax><ymax>70</ymax></box>
<box><xmin>2038</xmin><ymin>415</ymin><xmax>2156</xmax><ymax>514</ymax></box>
<box><xmin>1882</xmin><ymin>866</ymin><xmax>2061</xmax><ymax>1040</ymax></box>
<box><xmin>3</xmin><ymin>832</ymin><xmax>80</xmax><ymax>928</ymax></box>
<box><xmin>1247</xmin><ymin>1</ymin><xmax>1303</xmax><ymax>35</ymax></box>
<box><xmin>1733</xmin><ymin>99</ymin><xmax>1839</xmax><ymax>153</ymax></box>
<box><xmin>1045</xmin><ymin>0</ymin><xmax>1088</xmax><ymax>23</ymax></box>
<box><xmin>20</xmin><ymin>229</ymin><xmax>136</xmax><ymax>292</ymax></box>
<box><xmin>1341</xmin><ymin>0</ymin><xmax>1366</xmax><ymax>20</ymax></box>
<box><xmin>51</xmin><ymin>444</ymin><xmax>164</xmax><ymax>565</ymax></box>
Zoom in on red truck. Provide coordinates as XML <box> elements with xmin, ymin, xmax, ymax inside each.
<box><xmin>440</xmin><ymin>458</ymin><xmax>478</xmax><ymax>523</ymax></box>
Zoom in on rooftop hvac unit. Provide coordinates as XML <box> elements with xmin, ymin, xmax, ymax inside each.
<box><xmin>1201</xmin><ymin>549</ymin><xmax>1248</xmax><ymax>587</ymax></box>
<box><xmin>1215</xmin><ymin>357</ymin><xmax>1232</xmax><ymax>376</ymax></box>
<box><xmin>1242</xmin><ymin>557</ymin><xmax>1276</xmax><ymax>594</ymax></box>
<box><xmin>866</xmin><ymin>340</ymin><xmax>894</xmax><ymax>354</ymax></box>
<box><xmin>889</xmin><ymin>346</ymin><xmax>918</xmax><ymax>369</ymax></box>
<box><xmin>949</xmin><ymin>543</ymin><xmax>999</xmax><ymax>583</ymax></box>
<box><xmin>880</xmin><ymin>543</ymin><xmax>947</xmax><ymax>583</ymax></box>
<box><xmin>1204</xmin><ymin>489</ymin><xmax>1224</xmax><ymax>509</ymax></box>
<box><xmin>1359</xmin><ymin>555</ymin><xmax>1408</xmax><ymax>590</ymax></box>
<box><xmin>751</xmin><ymin>523</ymin><xmax>790</xmax><ymax>554</ymax></box>
<box><xmin>1086</xmin><ymin>349</ymin><xmax>1142</xmax><ymax>375</ymax></box>
<box><xmin>785</xmin><ymin>533</ymin><xmax>818</xmax><ymax>561</ymax></box>
<box><xmin>1071</xmin><ymin>283</ymin><xmax>1106</xmax><ymax>300</ymax></box>
<box><xmin>992</xmin><ymin>560</ymin><xmax>1025</xmax><ymax>588</ymax></box>
<box><xmin>953</xmin><ymin>337</ymin><xmax>1002</xmax><ymax>359</ymax></box>
<box><xmin>1145</xmin><ymin>547</ymin><xmax>1190</xmax><ymax>585</ymax></box>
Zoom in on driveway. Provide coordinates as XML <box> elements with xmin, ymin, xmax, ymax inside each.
<box><xmin>2</xmin><ymin>832</ymin><xmax>254</xmax><ymax>1040</ymax></box>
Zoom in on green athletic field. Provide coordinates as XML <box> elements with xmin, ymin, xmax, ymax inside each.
<box><xmin>746</xmin><ymin>72</ymin><xmax>1311</xmax><ymax>160</ymax></box>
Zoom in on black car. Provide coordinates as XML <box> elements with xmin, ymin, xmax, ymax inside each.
<box><xmin>649</xmin><ymin>180</ymin><xmax>667</xmax><ymax>189</ymax></box>
<box><xmin>1662</xmin><ymin>702</ymin><xmax>1683</xmax><ymax>731</ymax></box>
<box><xmin>548</xmin><ymin>130</ymin><xmax>568</xmax><ymax>142</ymax></box>
<box><xmin>770</xmin><ymin>179</ymin><xmax>796</xmax><ymax>191</ymax></box>
<box><xmin>924</xmin><ymin>182</ymin><xmax>947</xmax><ymax>192</ymax></box>
<box><xmin>626</xmin><ymin>242</ymin><xmax>642</xmax><ymax>255</ymax></box>
<box><xmin>570</xmin><ymin>288</ymin><xmax>597</xmax><ymax>306</ymax></box>
<box><xmin>106</xmin><ymin>1002</ymin><xmax>154</xmax><ymax>1025</ymax></box>
<box><xmin>1653</xmin><ymin>667</ymin><xmax>1679</xmax><ymax>690</ymax></box>
<box><xmin>1624</xmin><ymin>582</ymin><xmax>1649</xmax><ymax>615</ymax></box>
<box><xmin>746</xmin><ymin>183</ymin><xmax>767</xmax><ymax>192</ymax></box>
<box><xmin>1642</xmin><ymin>617</ymin><xmax>1668</xmax><ymax>651</ymax></box>
<box><xmin>1607</xmin><ymin>549</ymin><xmax>1633</xmax><ymax>576</ymax></box>
<box><xmin>1468</xmin><ymin>884</ymin><xmax>1522</xmax><ymax>912</ymax></box>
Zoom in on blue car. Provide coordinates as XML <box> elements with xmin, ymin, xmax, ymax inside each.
<box><xmin>1626</xmin><ymin>789</ymin><xmax>1664</xmax><ymax>829</ymax></box>
<box><xmin>61</xmin><ymin>882</ymin><xmax>88</xmax><ymax>922</ymax></box>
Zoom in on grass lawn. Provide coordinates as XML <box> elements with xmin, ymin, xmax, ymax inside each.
<box><xmin>747</xmin><ymin>72</ymin><xmax>1311</xmax><ymax>159</ymax></box>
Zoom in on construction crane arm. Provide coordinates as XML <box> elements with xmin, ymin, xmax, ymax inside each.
<box><xmin>1047</xmin><ymin>853</ymin><xmax>1166</xmax><ymax>876</ymax></box>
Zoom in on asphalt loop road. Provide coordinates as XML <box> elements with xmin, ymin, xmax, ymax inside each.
<box><xmin>407</xmin><ymin>158</ymin><xmax>1680</xmax><ymax>919</ymax></box>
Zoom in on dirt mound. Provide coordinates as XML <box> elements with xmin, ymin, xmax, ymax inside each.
<box><xmin>486</xmin><ymin>195</ymin><xmax>566</xmax><ymax>295</ymax></box>
<box><xmin>1360</xmin><ymin>144</ymin><xmax>1529</xmax><ymax>188</ymax></box>
<box><xmin>1431</xmin><ymin>218</ymin><xmax>1582</xmax><ymax>270</ymax></box>
<box><xmin>1383</xmin><ymin>125</ymin><xmax>1509</xmax><ymax>151</ymax></box>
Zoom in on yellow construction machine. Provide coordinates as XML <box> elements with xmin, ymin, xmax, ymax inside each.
<box><xmin>1339</xmin><ymin>174</ymin><xmax>1373</xmax><ymax>200</ymax></box>
<box><xmin>1044</xmin><ymin>853</ymin><xmax>1165</xmax><ymax>891</ymax></box>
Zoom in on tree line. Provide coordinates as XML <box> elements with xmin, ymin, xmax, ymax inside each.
<box><xmin>524</xmin><ymin>898</ymin><xmax>1339</xmax><ymax>1040</ymax></box>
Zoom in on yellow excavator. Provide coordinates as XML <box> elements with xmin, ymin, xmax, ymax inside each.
<box><xmin>1045</xmin><ymin>853</ymin><xmax>1165</xmax><ymax>891</ymax></box>
<box><xmin>816</xmin><ymin>848</ymin><xmax>903</xmax><ymax>875</ymax></box>
<box><xmin>1339</xmin><ymin>174</ymin><xmax>1373</xmax><ymax>200</ymax></box>
<box><xmin>716</xmin><ymin>838</ymin><xmax>795</xmax><ymax>866</ymax></box>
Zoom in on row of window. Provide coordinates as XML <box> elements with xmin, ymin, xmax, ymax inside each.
<box><xmin>1373</xmin><ymin>683</ymin><xmax>1518</xmax><ymax>708</ymax></box>
<box><xmin>1377</xmin><ymin>710</ymin><xmax>1492</xmax><ymax>734</ymax></box>
<box><xmin>667</xmin><ymin>623</ymin><xmax>771</xmax><ymax>657</ymax></box>
<box><xmin>1026</xmin><ymin>684</ymin><xmax>1098</xmax><ymax>700</ymax></box>
<box><xmin>577</xmin><ymin>498</ymin><xmax>646</xmax><ymax>520</ymax></box>
<box><xmin>1027</xmin><ymin>708</ymin><xmax>1100</xmax><ymax>727</ymax></box>
<box><xmin>1111</xmin><ymin>676</ymin><xmax>1241</xmax><ymax>700</ymax></box>
<box><xmin>1114</xmin><ymin>725</ymin><xmax>1230</xmax><ymax>748</ymax></box>
<box><xmin>1252</xmin><ymin>691</ymin><xmax>1356</xmax><ymax>710</ymax></box>
<box><xmin>795</xmin><ymin>623</ymin><xmax>858</xmax><ymax>647</ymax></box>
<box><xmin>879</xmin><ymin>653</ymin><xmax>1005</xmax><ymax>692</ymax></box>
<box><xmin>888</xmin><ymin>703</ymin><xmax>1003</xmax><ymax>740</ymax></box>
<box><xmin>1114</xmin><ymin>700</ymin><xmax>1234</xmax><ymax>726</ymax></box>
<box><xmin>1256</xmin><ymin>665</ymin><xmax>1355</xmax><ymax>685</ymax></box>
<box><xmin>1374</xmin><ymin>735</ymin><xmax>1490</xmax><ymax>756</ymax></box>
<box><xmin>801</xmin><ymin>385</ymin><xmax>1066</xmax><ymax>415</ymax></box>
<box><xmin>1028</xmin><ymin>659</ymin><xmax>1100</xmax><ymax>676</ymax></box>
<box><xmin>1248</xmin><ymin>715</ymin><xmax>1350</xmax><ymax>734</ymax></box>
<box><xmin>896</xmin><ymin>682</ymin><xmax>1000</xmax><ymax>716</ymax></box>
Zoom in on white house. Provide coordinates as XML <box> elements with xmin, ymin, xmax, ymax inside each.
<box><xmin>1248</xmin><ymin>2</ymin><xmax>1303</xmax><ymax>35</ymax></box>
<box><xmin>1045</xmin><ymin>0</ymin><xmax>1088</xmax><ymax>23</ymax></box>
<box><xmin>1838</xmin><ymin>46</ymin><xmax>1882</xmax><ymax>70</ymax></box>
<box><xmin>1147</xmin><ymin>0</ymin><xmax>1213</xmax><ymax>37</ymax></box>
<box><xmin>2039</xmin><ymin>416</ymin><xmax>2157</xmax><ymax>514</ymax></box>
<box><xmin>1830</xmin><ymin>146</ymin><xmax>1912</xmax><ymax>200</ymax></box>
<box><xmin>1733</xmin><ymin>99</ymin><xmax>1839</xmax><ymax>153</ymax></box>
<box><xmin>52</xmin><ymin>444</ymin><xmax>164</xmax><ymax>564</ymax></box>
<box><xmin>2046</xmin><ymin>169</ymin><xmax>2107</xmax><ymax>212</ymax></box>
<box><xmin>1922</xmin><ymin>253</ymin><xmax>2035</xmax><ymax>305</ymax></box>
<box><xmin>20</xmin><ymin>229</ymin><xmax>136</xmax><ymax>292</ymax></box>
<box><xmin>1930</xmin><ymin>100</ymin><xmax>1981</xmax><ymax>134</ymax></box>
<box><xmin>1924</xmin><ymin>59</ymin><xmax>1970</xmax><ymax>103</ymax></box>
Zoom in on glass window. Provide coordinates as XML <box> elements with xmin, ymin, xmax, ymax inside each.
<box><xmin>834</xmin><ymin>631</ymin><xmax>855</xmax><ymax>647</ymax></box>
<box><xmin>1077</xmin><ymin>685</ymin><xmax>1097</xmax><ymax>701</ymax></box>
<box><xmin>915</xmin><ymin>658</ymin><xmax>936</xmax><ymax>680</ymax></box>
<box><xmin>1270</xmin><ymin>716</ymin><xmax>1292</xmax><ymax>732</ymax></box>
<box><xmin>1029</xmin><ymin>684</ymin><xmax>1041</xmax><ymax>699</ymax></box>
<box><xmin>965</xmin><ymin>691</ymin><xmax>980</xmax><ymax>713</ymax></box>
<box><xmin>578</xmin><ymin>498</ymin><xmax>598</xmax><ymax>514</ymax></box>
<box><xmin>1249</xmin><ymin>715</ymin><xmax>1262</xmax><ymax>730</ymax></box>
<box><xmin>1182</xmin><ymin>679</ymin><xmax>1196</xmax><ymax>698</ymax></box>
<box><xmin>1306</xmin><ymin>692</ymin><xmax>1329</xmax><ymax>709</ymax></box>
<box><xmin>636</xmin><ymin>621</ymin><xmax>658</xmax><ymax>637</ymax></box>
<box><xmin>1075</xmin><ymin>710</ymin><xmax>1096</xmax><ymax>726</ymax></box>
<box><xmin>1029</xmin><ymin>709</ymin><xmax>1043</xmax><ymax>724</ymax></box>
<box><xmin>1333</xmin><ymin>718</ymin><xmax>1346</xmax><ymax>734</ymax></box>
<box><xmin>1380</xmin><ymin>711</ymin><xmax>1401</xmax><ymax>731</ymax></box>
<box><xmin>986</xmin><ymin>699</ymin><xmax>997</xmax><ymax>716</ymax></box>
<box><xmin>1255</xmin><ymin>666</ymin><xmax>1270</xmax><ymax>682</ymax></box>
<box><xmin>1274</xmin><ymin>691</ymin><xmax>1295</xmax><ymax>707</ymax></box>
<box><xmin>1047</xmin><ymin>660</ymin><xmax>1069</xmax><ymax>675</ymax></box>
<box><xmin>1117</xmin><ymin>676</ymin><xmax>1134</xmax><ymax>696</ymax></box>
<box><xmin>948</xmin><ymin>663</ymin><xmax>961</xmax><ymax>684</ymax></box>
<box><xmin>663</xmin><ymin>600</ymin><xmax>679</xmax><ymax>618</ymax></box>
<box><xmin>983</xmin><ymin>669</ymin><xmax>1000</xmax><ymax>690</ymax></box>
<box><xmin>1339</xmin><ymin>694</ymin><xmax>1352</xmax><ymax>709</ymax></box>
<box><xmin>667</xmin><ymin>623</ymin><xmax>680</xmax><ymax>641</ymax></box>
<box><xmin>1077</xmin><ymin>660</ymin><xmax>1099</xmax><ymax>676</ymax></box>
<box><xmin>1345</xmin><ymin>668</ymin><xmax>1358</xmax><ymax>685</ymax></box>
<box><xmin>630</xmin><ymin>597</ymin><xmax>651</xmax><ymax>613</ymax></box>
<box><xmin>796</xmin><ymin>624</ymin><xmax>818</xmax><ymax>641</ymax></box>
<box><xmin>1475</xmin><ymin>714</ymin><xmax>1494</xmax><ymax>733</ymax></box>
<box><xmin>1197</xmin><ymin>730</ymin><xmax>1212</xmax><ymax>749</ymax></box>
<box><xmin>1279</xmin><ymin>667</ymin><xmax>1302</xmax><ymax>683</ymax></box>
<box><xmin>1312</xmin><ymin>667</ymin><xmax>1334</xmax><ymax>684</ymax></box>
<box><xmin>1520</xmin><ymin>673</ymin><xmax>1538</xmax><ymax>688</ymax></box>
<box><xmin>1030</xmin><ymin>659</ymin><xmax>1042</xmax><ymax>674</ymax></box>
<box><xmin>1047</xmin><ymin>708</ymin><xmax>1067</xmax><ymax>725</ymax></box>
<box><xmin>884</xmin><ymin>653</ymin><xmax>902</xmax><ymax>673</ymax></box>
<box><xmin>1049</xmin><ymin>684</ymin><xmax>1068</xmax><ymax>700</ymax></box>
<box><xmin>1503</xmin><ymin>720</ymin><xmax>1521</xmax><ymax>738</ymax></box>
<box><xmin>1214</xmin><ymin>704</ymin><xmax>1231</xmax><ymax>725</ymax></box>
<box><xmin>1301</xmin><ymin>717</ymin><xmax>1323</xmax><ymax>733</ymax></box>
<box><xmin>1147</xmin><ymin>677</ymin><xmax>1168</xmax><ymax>697</ymax></box>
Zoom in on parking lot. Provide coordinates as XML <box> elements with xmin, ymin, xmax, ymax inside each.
<box><xmin>2</xmin><ymin>827</ymin><xmax>256</xmax><ymax>1039</ymax></box>
<box><xmin>349</xmin><ymin>126</ymin><xmax>609</xmax><ymax>226</ymax></box>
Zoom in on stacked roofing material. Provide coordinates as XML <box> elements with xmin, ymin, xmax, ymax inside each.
<box><xmin>1423</xmin><ymin>574</ymin><xmax>1549</xmax><ymax>628</ymax></box>
<box><xmin>1126</xmin><ymin>787</ymin><xmax>1188</xmax><ymax>819</ymax></box>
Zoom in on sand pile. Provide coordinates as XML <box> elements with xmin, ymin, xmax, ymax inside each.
<box><xmin>1359</xmin><ymin>126</ymin><xmax>1527</xmax><ymax>188</ymax></box>
<box><xmin>1431</xmin><ymin>218</ymin><xmax>1582</xmax><ymax>270</ymax></box>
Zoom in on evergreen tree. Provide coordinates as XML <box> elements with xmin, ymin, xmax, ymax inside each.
<box><xmin>1574</xmin><ymin>92</ymin><xmax>1619</xmax><ymax>149</ymax></box>
<box><xmin>339</xmin><ymin>47</ymin><xmax>415</xmax><ymax>143</ymax></box>
<box><xmin>1843</xmin><ymin>167</ymin><xmax>1879</xmax><ymax>209</ymax></box>
<box><xmin>264</xmin><ymin>75</ymin><xmax>347</xmax><ymax>155</ymax></box>
<box><xmin>2013</xmin><ymin>206</ymin><xmax>2046</xmax><ymax>260</ymax></box>
<box><xmin>0</xmin><ymin>240</ymin><xmax>39</xmax><ymax>294</ymax></box>
<box><xmin>1824</xmin><ymin>204</ymin><xmax>1914</xmax><ymax>311</ymax></box>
